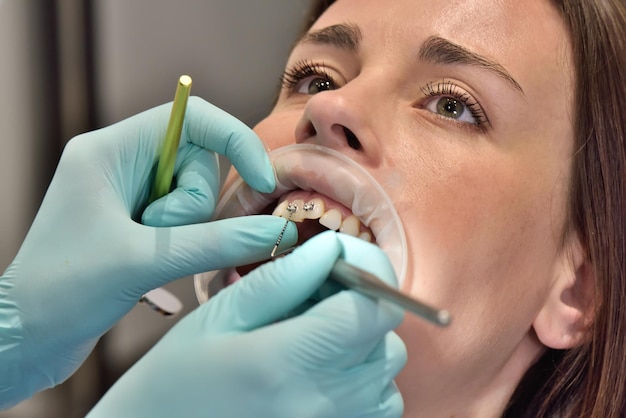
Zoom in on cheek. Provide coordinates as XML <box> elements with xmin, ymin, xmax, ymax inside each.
<box><xmin>253</xmin><ymin>110</ymin><xmax>300</xmax><ymax>151</ymax></box>
<box><xmin>394</xmin><ymin>156</ymin><xmax>568</xmax><ymax>374</ymax></box>
<box><xmin>397</xmin><ymin>151</ymin><xmax>567</xmax><ymax>318</ymax></box>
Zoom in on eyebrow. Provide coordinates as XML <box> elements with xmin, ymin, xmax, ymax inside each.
<box><xmin>299</xmin><ymin>23</ymin><xmax>362</xmax><ymax>53</ymax></box>
<box><xmin>419</xmin><ymin>36</ymin><xmax>524</xmax><ymax>96</ymax></box>
<box><xmin>299</xmin><ymin>25</ymin><xmax>524</xmax><ymax>96</ymax></box>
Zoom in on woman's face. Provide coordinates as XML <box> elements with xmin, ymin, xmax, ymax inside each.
<box><xmin>246</xmin><ymin>0</ymin><xmax>575</xmax><ymax>414</ymax></box>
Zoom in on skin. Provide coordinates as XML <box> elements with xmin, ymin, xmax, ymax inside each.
<box><xmin>228</xmin><ymin>0</ymin><xmax>590</xmax><ymax>416</ymax></box>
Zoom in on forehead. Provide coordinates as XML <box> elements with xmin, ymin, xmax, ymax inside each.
<box><xmin>309</xmin><ymin>0</ymin><xmax>573</xmax><ymax>99</ymax></box>
<box><xmin>312</xmin><ymin>0</ymin><xmax>567</xmax><ymax>48</ymax></box>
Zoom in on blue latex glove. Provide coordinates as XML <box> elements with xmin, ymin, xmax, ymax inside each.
<box><xmin>0</xmin><ymin>97</ymin><xmax>297</xmax><ymax>409</ymax></box>
<box><xmin>88</xmin><ymin>231</ymin><xmax>407</xmax><ymax>418</ymax></box>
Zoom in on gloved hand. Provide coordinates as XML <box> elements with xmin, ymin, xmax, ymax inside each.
<box><xmin>88</xmin><ymin>231</ymin><xmax>407</xmax><ymax>418</ymax></box>
<box><xmin>0</xmin><ymin>97</ymin><xmax>297</xmax><ymax>409</ymax></box>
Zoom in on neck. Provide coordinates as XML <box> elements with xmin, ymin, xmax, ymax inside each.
<box><xmin>396</xmin><ymin>324</ymin><xmax>545</xmax><ymax>417</ymax></box>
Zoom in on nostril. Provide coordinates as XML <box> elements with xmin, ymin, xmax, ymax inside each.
<box><xmin>305</xmin><ymin>121</ymin><xmax>317</xmax><ymax>138</ymax></box>
<box><xmin>343</xmin><ymin>126</ymin><xmax>362</xmax><ymax>150</ymax></box>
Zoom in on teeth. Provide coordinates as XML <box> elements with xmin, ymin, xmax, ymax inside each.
<box><xmin>272</xmin><ymin>200</ymin><xmax>289</xmax><ymax>217</ymax></box>
<box><xmin>339</xmin><ymin>215</ymin><xmax>360</xmax><ymax>237</ymax></box>
<box><xmin>303</xmin><ymin>198</ymin><xmax>325</xmax><ymax>219</ymax></box>
<box><xmin>319</xmin><ymin>208</ymin><xmax>342</xmax><ymax>230</ymax></box>
<box><xmin>358</xmin><ymin>231</ymin><xmax>372</xmax><ymax>242</ymax></box>
<box><xmin>273</xmin><ymin>198</ymin><xmax>372</xmax><ymax>241</ymax></box>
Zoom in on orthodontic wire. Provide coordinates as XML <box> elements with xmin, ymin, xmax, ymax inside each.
<box><xmin>271</xmin><ymin>202</ymin><xmax>298</xmax><ymax>257</ymax></box>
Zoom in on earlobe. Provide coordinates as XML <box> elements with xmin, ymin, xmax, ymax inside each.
<box><xmin>533</xmin><ymin>235</ymin><xmax>595</xmax><ymax>349</ymax></box>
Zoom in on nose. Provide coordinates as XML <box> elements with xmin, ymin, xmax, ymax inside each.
<box><xmin>294</xmin><ymin>86</ymin><xmax>380</xmax><ymax>163</ymax></box>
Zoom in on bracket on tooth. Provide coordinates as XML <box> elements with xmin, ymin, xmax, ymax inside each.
<box><xmin>303</xmin><ymin>202</ymin><xmax>315</xmax><ymax>211</ymax></box>
<box><xmin>287</xmin><ymin>203</ymin><xmax>298</xmax><ymax>213</ymax></box>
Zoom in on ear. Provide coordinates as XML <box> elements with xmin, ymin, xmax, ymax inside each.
<box><xmin>533</xmin><ymin>234</ymin><xmax>595</xmax><ymax>349</ymax></box>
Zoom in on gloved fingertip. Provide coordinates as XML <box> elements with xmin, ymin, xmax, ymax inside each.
<box><xmin>258</xmin><ymin>161</ymin><xmax>277</xmax><ymax>194</ymax></box>
<box><xmin>141</xmin><ymin>200</ymin><xmax>165</xmax><ymax>226</ymax></box>
<box><xmin>335</xmin><ymin>234</ymin><xmax>398</xmax><ymax>288</ymax></box>
<box><xmin>141</xmin><ymin>191</ymin><xmax>213</xmax><ymax>227</ymax></box>
<box><xmin>380</xmin><ymin>382</ymin><xmax>404</xmax><ymax>418</ymax></box>
<box><xmin>241</xmin><ymin>154</ymin><xmax>276</xmax><ymax>194</ymax></box>
<box><xmin>383</xmin><ymin>332</ymin><xmax>408</xmax><ymax>378</ymax></box>
<box><xmin>207</xmin><ymin>230</ymin><xmax>341</xmax><ymax>332</ymax></box>
<box><xmin>380</xmin><ymin>302</ymin><xmax>406</xmax><ymax>329</ymax></box>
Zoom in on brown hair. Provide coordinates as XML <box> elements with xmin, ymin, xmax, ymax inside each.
<box><xmin>510</xmin><ymin>1</ymin><xmax>626</xmax><ymax>417</ymax></box>
<box><xmin>303</xmin><ymin>1</ymin><xmax>626</xmax><ymax>417</ymax></box>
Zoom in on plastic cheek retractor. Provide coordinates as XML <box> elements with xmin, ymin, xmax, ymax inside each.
<box><xmin>194</xmin><ymin>144</ymin><xmax>408</xmax><ymax>303</ymax></box>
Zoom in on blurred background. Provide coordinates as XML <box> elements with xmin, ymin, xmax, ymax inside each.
<box><xmin>0</xmin><ymin>0</ymin><xmax>309</xmax><ymax>416</ymax></box>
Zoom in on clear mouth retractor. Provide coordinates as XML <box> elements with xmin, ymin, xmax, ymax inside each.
<box><xmin>194</xmin><ymin>143</ymin><xmax>408</xmax><ymax>304</ymax></box>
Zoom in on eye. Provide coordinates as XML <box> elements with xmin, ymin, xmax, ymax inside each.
<box><xmin>281</xmin><ymin>59</ymin><xmax>339</xmax><ymax>95</ymax></box>
<box><xmin>425</xmin><ymin>96</ymin><xmax>476</xmax><ymax>124</ymax></box>
<box><xmin>420</xmin><ymin>80</ymin><xmax>489</xmax><ymax>129</ymax></box>
<box><xmin>297</xmin><ymin>76</ymin><xmax>335</xmax><ymax>94</ymax></box>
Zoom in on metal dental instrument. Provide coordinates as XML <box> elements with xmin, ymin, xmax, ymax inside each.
<box><xmin>271</xmin><ymin>203</ymin><xmax>297</xmax><ymax>257</ymax></box>
<box><xmin>271</xmin><ymin>244</ymin><xmax>451</xmax><ymax>327</ymax></box>
<box><xmin>273</xmin><ymin>246</ymin><xmax>451</xmax><ymax>327</ymax></box>
<box><xmin>330</xmin><ymin>259</ymin><xmax>451</xmax><ymax>327</ymax></box>
<box><xmin>271</xmin><ymin>219</ymin><xmax>291</xmax><ymax>257</ymax></box>
<box><xmin>269</xmin><ymin>201</ymin><xmax>449</xmax><ymax>326</ymax></box>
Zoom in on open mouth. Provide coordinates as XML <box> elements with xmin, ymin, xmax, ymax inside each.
<box><xmin>194</xmin><ymin>144</ymin><xmax>407</xmax><ymax>303</ymax></box>
<box><xmin>273</xmin><ymin>191</ymin><xmax>374</xmax><ymax>243</ymax></box>
<box><xmin>233</xmin><ymin>189</ymin><xmax>377</xmax><ymax>279</ymax></box>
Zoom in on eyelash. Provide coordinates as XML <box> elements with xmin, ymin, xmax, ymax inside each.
<box><xmin>280</xmin><ymin>59</ymin><xmax>338</xmax><ymax>92</ymax></box>
<box><xmin>420</xmin><ymin>80</ymin><xmax>489</xmax><ymax>129</ymax></box>
<box><xmin>281</xmin><ymin>62</ymin><xmax>490</xmax><ymax>131</ymax></box>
